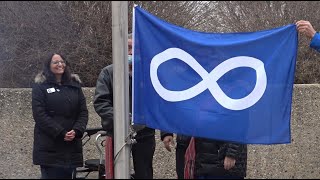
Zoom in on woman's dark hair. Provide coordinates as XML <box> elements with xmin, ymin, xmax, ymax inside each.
<box><xmin>43</xmin><ymin>53</ymin><xmax>71</xmax><ymax>83</ymax></box>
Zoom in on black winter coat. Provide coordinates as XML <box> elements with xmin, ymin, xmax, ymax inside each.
<box><xmin>195</xmin><ymin>137</ymin><xmax>247</xmax><ymax>177</ymax></box>
<box><xmin>32</xmin><ymin>73</ymin><xmax>88</xmax><ymax>167</ymax></box>
<box><xmin>94</xmin><ymin>64</ymin><xmax>155</xmax><ymax>141</ymax></box>
<box><xmin>160</xmin><ymin>133</ymin><xmax>247</xmax><ymax>177</ymax></box>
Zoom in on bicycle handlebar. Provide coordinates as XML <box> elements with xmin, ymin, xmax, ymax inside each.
<box><xmin>85</xmin><ymin>127</ymin><xmax>104</xmax><ymax>136</ymax></box>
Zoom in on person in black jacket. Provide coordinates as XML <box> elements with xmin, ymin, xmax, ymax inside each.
<box><xmin>32</xmin><ymin>53</ymin><xmax>88</xmax><ymax>179</ymax></box>
<box><xmin>162</xmin><ymin>133</ymin><xmax>247</xmax><ymax>179</ymax></box>
<box><xmin>94</xmin><ymin>33</ymin><xmax>156</xmax><ymax>179</ymax></box>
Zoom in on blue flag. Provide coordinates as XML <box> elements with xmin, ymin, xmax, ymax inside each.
<box><xmin>132</xmin><ymin>6</ymin><xmax>297</xmax><ymax>144</ymax></box>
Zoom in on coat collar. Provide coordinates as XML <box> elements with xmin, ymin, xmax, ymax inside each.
<box><xmin>34</xmin><ymin>72</ymin><xmax>82</xmax><ymax>88</ymax></box>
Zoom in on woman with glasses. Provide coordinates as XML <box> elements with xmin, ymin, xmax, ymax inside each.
<box><xmin>31</xmin><ymin>53</ymin><xmax>88</xmax><ymax>179</ymax></box>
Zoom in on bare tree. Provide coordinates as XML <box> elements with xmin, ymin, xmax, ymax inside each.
<box><xmin>58</xmin><ymin>1</ymin><xmax>113</xmax><ymax>87</ymax></box>
<box><xmin>0</xmin><ymin>1</ymin><xmax>320</xmax><ymax>87</ymax></box>
<box><xmin>0</xmin><ymin>1</ymin><xmax>219</xmax><ymax>87</ymax></box>
<box><xmin>0</xmin><ymin>1</ymin><xmax>77</xmax><ymax>87</ymax></box>
<box><xmin>204</xmin><ymin>1</ymin><xmax>320</xmax><ymax>83</ymax></box>
<box><xmin>130</xmin><ymin>1</ymin><xmax>217</xmax><ymax>32</ymax></box>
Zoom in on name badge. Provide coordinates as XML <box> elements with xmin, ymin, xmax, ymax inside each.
<box><xmin>47</xmin><ymin>88</ymin><xmax>56</xmax><ymax>93</ymax></box>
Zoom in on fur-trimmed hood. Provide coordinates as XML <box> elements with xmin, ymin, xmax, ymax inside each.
<box><xmin>34</xmin><ymin>72</ymin><xmax>82</xmax><ymax>84</ymax></box>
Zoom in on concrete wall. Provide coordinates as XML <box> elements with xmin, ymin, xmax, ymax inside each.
<box><xmin>0</xmin><ymin>85</ymin><xmax>319</xmax><ymax>179</ymax></box>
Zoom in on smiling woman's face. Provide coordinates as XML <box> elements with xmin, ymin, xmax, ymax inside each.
<box><xmin>50</xmin><ymin>54</ymin><xmax>65</xmax><ymax>76</ymax></box>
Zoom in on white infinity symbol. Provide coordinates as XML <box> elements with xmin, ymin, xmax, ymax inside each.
<box><xmin>150</xmin><ymin>48</ymin><xmax>267</xmax><ymax>110</ymax></box>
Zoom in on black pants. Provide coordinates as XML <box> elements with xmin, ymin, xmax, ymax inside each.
<box><xmin>131</xmin><ymin>135</ymin><xmax>156</xmax><ymax>179</ymax></box>
<box><xmin>176</xmin><ymin>143</ymin><xmax>188</xmax><ymax>179</ymax></box>
<box><xmin>40</xmin><ymin>165</ymin><xmax>75</xmax><ymax>179</ymax></box>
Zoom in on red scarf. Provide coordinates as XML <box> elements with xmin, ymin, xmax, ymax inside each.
<box><xmin>184</xmin><ymin>137</ymin><xmax>196</xmax><ymax>179</ymax></box>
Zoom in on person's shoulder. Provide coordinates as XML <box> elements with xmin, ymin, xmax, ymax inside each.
<box><xmin>100</xmin><ymin>64</ymin><xmax>113</xmax><ymax>74</ymax></box>
<box><xmin>32</xmin><ymin>72</ymin><xmax>49</xmax><ymax>91</ymax></box>
<box><xmin>70</xmin><ymin>74</ymin><xmax>83</xmax><ymax>88</ymax></box>
<box><xmin>71</xmin><ymin>74</ymin><xmax>82</xmax><ymax>84</ymax></box>
<box><xmin>34</xmin><ymin>72</ymin><xmax>46</xmax><ymax>84</ymax></box>
<box><xmin>104</xmin><ymin>64</ymin><xmax>113</xmax><ymax>71</ymax></box>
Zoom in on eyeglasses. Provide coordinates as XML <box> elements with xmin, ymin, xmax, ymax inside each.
<box><xmin>51</xmin><ymin>60</ymin><xmax>66</xmax><ymax>65</ymax></box>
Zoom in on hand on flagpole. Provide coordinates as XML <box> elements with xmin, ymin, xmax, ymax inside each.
<box><xmin>163</xmin><ymin>135</ymin><xmax>175</xmax><ymax>152</ymax></box>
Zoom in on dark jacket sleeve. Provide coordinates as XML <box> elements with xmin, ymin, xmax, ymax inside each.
<box><xmin>225</xmin><ymin>143</ymin><xmax>241</xmax><ymax>159</ymax></box>
<box><xmin>32</xmin><ymin>83</ymin><xmax>66</xmax><ymax>139</ymax></box>
<box><xmin>73</xmin><ymin>87</ymin><xmax>89</xmax><ymax>138</ymax></box>
<box><xmin>93</xmin><ymin>68</ymin><xmax>114</xmax><ymax>132</ymax></box>
<box><xmin>310</xmin><ymin>32</ymin><xmax>320</xmax><ymax>52</ymax></box>
<box><xmin>160</xmin><ymin>131</ymin><xmax>174</xmax><ymax>141</ymax></box>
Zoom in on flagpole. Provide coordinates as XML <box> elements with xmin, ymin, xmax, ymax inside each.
<box><xmin>112</xmin><ymin>1</ymin><xmax>130</xmax><ymax>179</ymax></box>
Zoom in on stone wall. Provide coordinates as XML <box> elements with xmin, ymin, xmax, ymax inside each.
<box><xmin>0</xmin><ymin>85</ymin><xmax>319</xmax><ymax>178</ymax></box>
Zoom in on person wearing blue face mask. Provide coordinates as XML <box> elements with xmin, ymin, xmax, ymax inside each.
<box><xmin>128</xmin><ymin>54</ymin><xmax>133</xmax><ymax>64</ymax></box>
<box><xmin>94</xmin><ymin>33</ymin><xmax>156</xmax><ymax>179</ymax></box>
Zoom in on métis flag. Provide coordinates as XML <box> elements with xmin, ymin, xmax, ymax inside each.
<box><xmin>132</xmin><ymin>6</ymin><xmax>297</xmax><ymax>144</ymax></box>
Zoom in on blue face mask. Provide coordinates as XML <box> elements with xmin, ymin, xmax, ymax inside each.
<box><xmin>128</xmin><ymin>55</ymin><xmax>132</xmax><ymax>64</ymax></box>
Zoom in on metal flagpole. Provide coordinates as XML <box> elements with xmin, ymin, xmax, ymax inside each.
<box><xmin>112</xmin><ymin>1</ymin><xmax>130</xmax><ymax>179</ymax></box>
